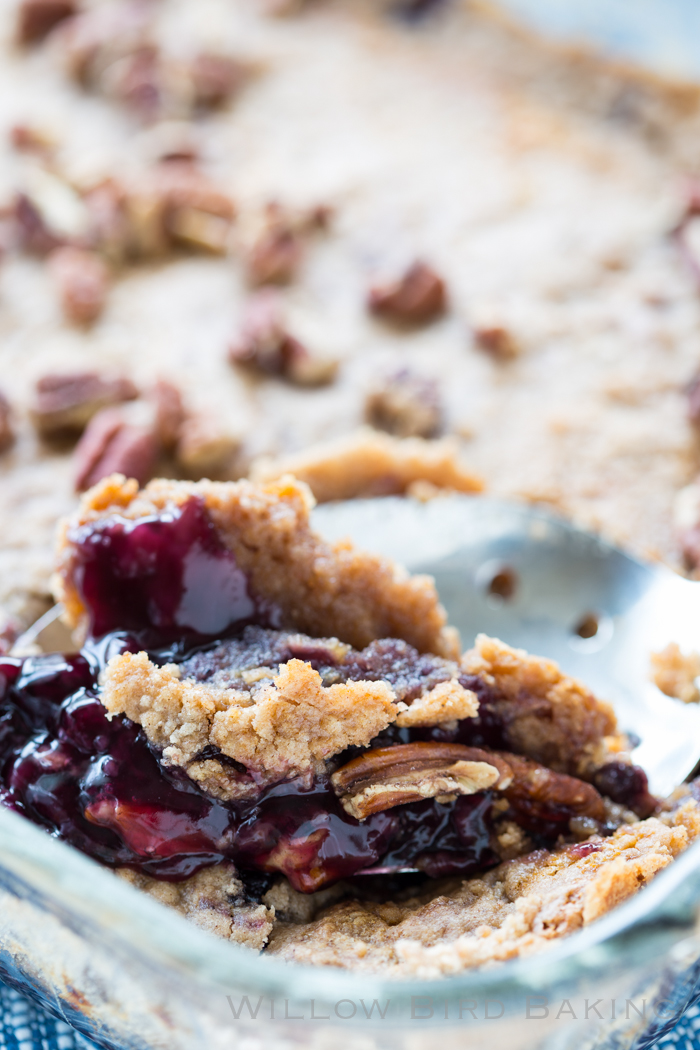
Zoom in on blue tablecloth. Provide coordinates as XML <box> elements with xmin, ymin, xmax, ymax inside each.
<box><xmin>2</xmin><ymin>977</ymin><xmax>700</xmax><ymax>1050</ymax></box>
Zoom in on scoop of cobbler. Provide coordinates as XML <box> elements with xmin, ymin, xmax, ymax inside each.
<box><xmin>0</xmin><ymin>473</ymin><xmax>695</xmax><ymax>974</ymax></box>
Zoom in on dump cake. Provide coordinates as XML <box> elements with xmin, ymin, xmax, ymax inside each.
<box><xmin>1</xmin><ymin>0</ymin><xmax>700</xmax><ymax>638</ymax></box>
<box><xmin>1</xmin><ymin>473</ymin><xmax>696</xmax><ymax>974</ymax></box>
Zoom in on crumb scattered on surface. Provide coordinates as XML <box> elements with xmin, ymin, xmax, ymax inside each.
<box><xmin>651</xmin><ymin>642</ymin><xmax>700</xmax><ymax>703</ymax></box>
<box><xmin>394</xmin><ymin>679</ymin><xmax>478</xmax><ymax>727</ymax></box>
<box><xmin>54</xmin><ymin>474</ymin><xmax>459</xmax><ymax>658</ymax></box>
<box><xmin>117</xmin><ymin>863</ymin><xmax>274</xmax><ymax>950</ymax></box>
<box><xmin>249</xmin><ymin>429</ymin><xmax>483</xmax><ymax>503</ymax></box>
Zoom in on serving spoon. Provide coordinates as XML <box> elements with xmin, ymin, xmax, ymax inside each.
<box><xmin>15</xmin><ymin>494</ymin><xmax>700</xmax><ymax>799</ymax></box>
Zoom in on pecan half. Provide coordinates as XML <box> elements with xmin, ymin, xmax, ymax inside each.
<box><xmin>17</xmin><ymin>0</ymin><xmax>76</xmax><ymax>44</ymax></box>
<box><xmin>31</xmin><ymin>371</ymin><xmax>138</xmax><ymax>437</ymax></box>
<box><xmin>331</xmin><ymin>742</ymin><xmax>512</xmax><ymax>820</ymax></box>
<box><xmin>500</xmin><ymin>752</ymin><xmax>607</xmax><ymax>825</ymax></box>
<box><xmin>73</xmin><ymin>405</ymin><xmax>157</xmax><ymax>491</ymax></box>
<box><xmin>48</xmin><ymin>246</ymin><xmax>110</xmax><ymax>325</ymax></box>
<box><xmin>368</xmin><ymin>261</ymin><xmax>447</xmax><ymax>326</ymax></box>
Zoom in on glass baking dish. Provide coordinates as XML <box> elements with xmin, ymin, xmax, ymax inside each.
<box><xmin>3</xmin><ymin>495</ymin><xmax>700</xmax><ymax>1050</ymax></box>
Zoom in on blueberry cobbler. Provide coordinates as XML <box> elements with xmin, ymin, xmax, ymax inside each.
<box><xmin>0</xmin><ymin>474</ymin><xmax>697</xmax><ymax>977</ymax></box>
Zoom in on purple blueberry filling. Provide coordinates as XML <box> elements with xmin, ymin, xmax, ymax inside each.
<box><xmin>0</xmin><ymin>497</ymin><xmax>653</xmax><ymax>895</ymax></box>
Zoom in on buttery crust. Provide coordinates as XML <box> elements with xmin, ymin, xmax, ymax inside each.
<box><xmin>266</xmin><ymin>800</ymin><xmax>700</xmax><ymax>975</ymax></box>
<box><xmin>53</xmin><ymin>473</ymin><xmax>459</xmax><ymax>657</ymax></box>
<box><xmin>101</xmin><ymin>651</ymin><xmax>401</xmax><ymax>799</ymax></box>
<box><xmin>116</xmin><ymin>863</ymin><xmax>275</xmax><ymax>950</ymax></box>
<box><xmin>249</xmin><ymin>429</ymin><xmax>484</xmax><ymax>503</ymax></box>
<box><xmin>464</xmin><ymin>634</ymin><xmax>619</xmax><ymax>775</ymax></box>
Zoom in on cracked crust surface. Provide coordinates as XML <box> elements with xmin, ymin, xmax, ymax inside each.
<box><xmin>54</xmin><ymin>474</ymin><xmax>459</xmax><ymax>657</ymax></box>
<box><xmin>101</xmin><ymin>651</ymin><xmax>400</xmax><ymax>799</ymax></box>
<box><xmin>265</xmin><ymin>800</ymin><xmax>700</xmax><ymax>975</ymax></box>
<box><xmin>249</xmin><ymin>429</ymin><xmax>484</xmax><ymax>504</ymax></box>
<box><xmin>116</xmin><ymin>863</ymin><xmax>274</xmax><ymax>950</ymax></box>
<box><xmin>464</xmin><ymin>634</ymin><xmax>619</xmax><ymax>775</ymax></box>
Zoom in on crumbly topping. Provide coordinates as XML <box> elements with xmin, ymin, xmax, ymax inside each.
<box><xmin>394</xmin><ymin>679</ymin><xmax>478</xmax><ymax>727</ymax></box>
<box><xmin>266</xmin><ymin>800</ymin><xmax>700</xmax><ymax>975</ymax></box>
<box><xmin>249</xmin><ymin>428</ymin><xmax>483</xmax><ymax>503</ymax></box>
<box><xmin>54</xmin><ymin>474</ymin><xmax>459</xmax><ymax>658</ymax></box>
<box><xmin>651</xmin><ymin>642</ymin><xmax>700</xmax><ymax>703</ymax></box>
<box><xmin>463</xmin><ymin>634</ymin><xmax>618</xmax><ymax>775</ymax></box>
<box><xmin>101</xmin><ymin>651</ymin><xmax>401</xmax><ymax>799</ymax></box>
<box><xmin>116</xmin><ymin>863</ymin><xmax>274</xmax><ymax>950</ymax></box>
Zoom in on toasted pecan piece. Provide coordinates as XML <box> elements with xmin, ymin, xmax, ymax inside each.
<box><xmin>73</xmin><ymin>405</ymin><xmax>157</xmax><ymax>491</ymax></box>
<box><xmin>331</xmin><ymin>742</ymin><xmax>513</xmax><ymax>820</ymax></box>
<box><xmin>32</xmin><ymin>371</ymin><xmax>138</xmax><ymax>437</ymax></box>
<box><xmin>0</xmin><ymin>391</ymin><xmax>15</xmax><ymax>454</ymax></box>
<box><xmin>17</xmin><ymin>0</ymin><xmax>76</xmax><ymax>44</ymax></box>
<box><xmin>368</xmin><ymin>261</ymin><xmax>447</xmax><ymax>326</ymax></box>
<box><xmin>500</xmin><ymin>751</ymin><xmax>607</xmax><ymax>825</ymax></box>
<box><xmin>365</xmin><ymin>369</ymin><xmax>442</xmax><ymax>439</ymax></box>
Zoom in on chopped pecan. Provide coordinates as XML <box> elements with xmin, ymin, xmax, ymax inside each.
<box><xmin>175</xmin><ymin>414</ymin><xmax>239</xmax><ymax>478</ymax></box>
<box><xmin>73</xmin><ymin>405</ymin><xmax>157</xmax><ymax>491</ymax></box>
<box><xmin>12</xmin><ymin>193</ymin><xmax>63</xmax><ymax>255</ymax></box>
<box><xmin>229</xmin><ymin>292</ymin><xmax>338</xmax><ymax>385</ymax></box>
<box><xmin>17</xmin><ymin>0</ymin><xmax>76</xmax><ymax>44</ymax></box>
<box><xmin>473</xmin><ymin>321</ymin><xmax>520</xmax><ymax>361</ymax></box>
<box><xmin>103</xmin><ymin>45</ymin><xmax>162</xmax><ymax>120</ymax></box>
<box><xmin>13</xmin><ymin>169</ymin><xmax>89</xmax><ymax>255</ymax></box>
<box><xmin>81</xmin><ymin>178</ymin><xmax>130</xmax><ymax>263</ymax></box>
<box><xmin>54</xmin><ymin>3</ymin><xmax>151</xmax><ymax>87</ymax></box>
<box><xmin>47</xmin><ymin>246</ymin><xmax>110</xmax><ymax>325</ymax></box>
<box><xmin>245</xmin><ymin>202</ymin><xmax>330</xmax><ymax>286</ymax></box>
<box><xmin>680</xmin><ymin>524</ymin><xmax>700</xmax><ymax>572</ymax></box>
<box><xmin>150</xmin><ymin>379</ymin><xmax>185</xmax><ymax>451</ymax></box>
<box><xmin>687</xmin><ymin>373</ymin><xmax>700</xmax><ymax>427</ymax></box>
<box><xmin>187</xmin><ymin>52</ymin><xmax>249</xmax><ymax>109</ymax></box>
<box><xmin>9</xmin><ymin>123</ymin><xmax>55</xmax><ymax>155</ymax></box>
<box><xmin>331</xmin><ymin>742</ymin><xmax>512</xmax><ymax>820</ymax></box>
<box><xmin>126</xmin><ymin>163</ymin><xmax>235</xmax><ymax>257</ymax></box>
<box><xmin>31</xmin><ymin>371</ymin><xmax>137</xmax><ymax>437</ymax></box>
<box><xmin>500</xmin><ymin>752</ymin><xmax>607</xmax><ymax>827</ymax></box>
<box><xmin>368</xmin><ymin>261</ymin><xmax>447</xmax><ymax>326</ymax></box>
<box><xmin>0</xmin><ymin>390</ymin><xmax>15</xmax><ymax>453</ymax></box>
<box><xmin>365</xmin><ymin>369</ymin><xmax>442</xmax><ymax>438</ymax></box>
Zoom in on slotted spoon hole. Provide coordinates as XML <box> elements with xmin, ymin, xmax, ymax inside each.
<box><xmin>574</xmin><ymin>613</ymin><xmax>600</xmax><ymax>639</ymax></box>
<box><xmin>475</xmin><ymin>561</ymin><xmax>519</xmax><ymax>604</ymax></box>
<box><xmin>569</xmin><ymin>611</ymin><xmax>614</xmax><ymax>653</ymax></box>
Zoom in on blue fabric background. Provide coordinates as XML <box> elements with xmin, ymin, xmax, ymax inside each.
<box><xmin>1</xmin><ymin>976</ymin><xmax>700</xmax><ymax>1050</ymax></box>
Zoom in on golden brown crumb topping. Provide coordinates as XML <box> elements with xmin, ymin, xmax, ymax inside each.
<box><xmin>249</xmin><ymin>428</ymin><xmax>483</xmax><ymax>503</ymax></box>
<box><xmin>101</xmin><ymin>651</ymin><xmax>401</xmax><ymax>799</ymax></box>
<box><xmin>463</xmin><ymin>634</ymin><xmax>618</xmax><ymax>775</ymax></box>
<box><xmin>54</xmin><ymin>473</ymin><xmax>459</xmax><ymax>657</ymax></box>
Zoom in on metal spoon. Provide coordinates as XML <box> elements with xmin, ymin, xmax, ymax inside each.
<box><xmin>313</xmin><ymin>494</ymin><xmax>700</xmax><ymax>799</ymax></box>
<box><xmin>15</xmin><ymin>494</ymin><xmax>700</xmax><ymax>799</ymax></box>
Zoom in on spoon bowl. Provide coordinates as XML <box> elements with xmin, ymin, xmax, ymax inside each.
<box><xmin>313</xmin><ymin>494</ymin><xmax>700</xmax><ymax>799</ymax></box>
